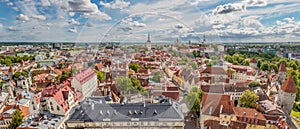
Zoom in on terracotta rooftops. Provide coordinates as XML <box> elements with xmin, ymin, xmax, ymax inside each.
<box><xmin>74</xmin><ymin>68</ymin><xmax>96</xmax><ymax>85</ymax></box>
<box><xmin>279</xmin><ymin>61</ymin><xmax>286</xmax><ymax>72</ymax></box>
<box><xmin>250</xmin><ymin>58</ymin><xmax>257</xmax><ymax>63</ymax></box>
<box><xmin>233</xmin><ymin>107</ymin><xmax>266</xmax><ymax>120</ymax></box>
<box><xmin>201</xmin><ymin>93</ymin><xmax>234</xmax><ymax>117</ymax></box>
<box><xmin>281</xmin><ymin>76</ymin><xmax>297</xmax><ymax>93</ymax></box>
<box><xmin>201</xmin><ymin>66</ymin><xmax>226</xmax><ymax>74</ymax></box>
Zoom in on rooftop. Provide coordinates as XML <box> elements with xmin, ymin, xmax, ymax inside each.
<box><xmin>281</xmin><ymin>76</ymin><xmax>297</xmax><ymax>93</ymax></box>
<box><xmin>67</xmin><ymin>97</ymin><xmax>184</xmax><ymax>122</ymax></box>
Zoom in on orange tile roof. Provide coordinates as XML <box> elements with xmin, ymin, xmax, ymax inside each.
<box><xmin>279</xmin><ymin>61</ymin><xmax>286</xmax><ymax>72</ymax></box>
<box><xmin>201</xmin><ymin>93</ymin><xmax>234</xmax><ymax>117</ymax></box>
<box><xmin>281</xmin><ymin>76</ymin><xmax>297</xmax><ymax>93</ymax></box>
<box><xmin>233</xmin><ymin>107</ymin><xmax>266</xmax><ymax>120</ymax></box>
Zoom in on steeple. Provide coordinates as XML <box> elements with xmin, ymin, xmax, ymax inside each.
<box><xmin>147</xmin><ymin>32</ymin><xmax>151</xmax><ymax>42</ymax></box>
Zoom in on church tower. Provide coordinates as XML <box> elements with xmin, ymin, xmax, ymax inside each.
<box><xmin>145</xmin><ymin>32</ymin><xmax>151</xmax><ymax>51</ymax></box>
<box><xmin>276</xmin><ymin>76</ymin><xmax>297</xmax><ymax>114</ymax></box>
<box><xmin>278</xmin><ymin>61</ymin><xmax>286</xmax><ymax>84</ymax></box>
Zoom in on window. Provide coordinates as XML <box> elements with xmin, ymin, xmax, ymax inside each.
<box><xmin>57</xmin><ymin>105</ymin><xmax>60</xmax><ymax>110</ymax></box>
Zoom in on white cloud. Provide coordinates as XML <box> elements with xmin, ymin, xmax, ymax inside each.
<box><xmin>31</xmin><ymin>15</ymin><xmax>46</xmax><ymax>20</ymax></box>
<box><xmin>212</xmin><ymin>3</ymin><xmax>246</xmax><ymax>15</ymax></box>
<box><xmin>100</xmin><ymin>0</ymin><xmax>130</xmax><ymax>9</ymax></box>
<box><xmin>0</xmin><ymin>23</ymin><xmax>3</xmax><ymax>28</ymax></box>
<box><xmin>41</xmin><ymin>0</ymin><xmax>51</xmax><ymax>6</ymax></box>
<box><xmin>83</xmin><ymin>11</ymin><xmax>112</xmax><ymax>21</ymax></box>
<box><xmin>7</xmin><ymin>2</ymin><xmax>13</xmax><ymax>6</ymax></box>
<box><xmin>16</xmin><ymin>14</ymin><xmax>30</xmax><ymax>21</ymax></box>
<box><xmin>7</xmin><ymin>26</ymin><xmax>17</xmax><ymax>31</ymax></box>
<box><xmin>68</xmin><ymin>27</ymin><xmax>77</xmax><ymax>33</ymax></box>
<box><xmin>212</xmin><ymin>0</ymin><xmax>267</xmax><ymax>15</ymax></box>
<box><xmin>69</xmin><ymin>12</ymin><xmax>75</xmax><ymax>17</ymax></box>
<box><xmin>68</xmin><ymin>18</ymin><xmax>81</xmax><ymax>26</ymax></box>
<box><xmin>68</xmin><ymin>0</ymin><xmax>99</xmax><ymax>13</ymax></box>
<box><xmin>86</xmin><ymin>22</ymin><xmax>94</xmax><ymax>27</ymax></box>
<box><xmin>246</xmin><ymin>0</ymin><xmax>267</xmax><ymax>7</ymax></box>
<box><xmin>67</xmin><ymin>0</ymin><xmax>111</xmax><ymax>21</ymax></box>
<box><xmin>120</xmin><ymin>18</ymin><xmax>146</xmax><ymax>27</ymax></box>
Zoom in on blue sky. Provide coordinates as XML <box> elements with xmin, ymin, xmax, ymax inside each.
<box><xmin>0</xmin><ymin>0</ymin><xmax>299</xmax><ymax>42</ymax></box>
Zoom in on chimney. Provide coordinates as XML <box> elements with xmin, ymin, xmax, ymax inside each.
<box><xmin>219</xmin><ymin>105</ymin><xmax>223</xmax><ymax>114</ymax></box>
<box><xmin>91</xmin><ymin>103</ymin><xmax>94</xmax><ymax>110</ymax></box>
<box><xmin>209</xmin><ymin>106</ymin><xmax>212</xmax><ymax>115</ymax></box>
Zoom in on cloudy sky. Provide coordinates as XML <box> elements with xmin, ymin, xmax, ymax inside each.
<box><xmin>0</xmin><ymin>0</ymin><xmax>299</xmax><ymax>43</ymax></box>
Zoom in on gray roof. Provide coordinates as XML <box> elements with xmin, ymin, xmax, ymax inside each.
<box><xmin>67</xmin><ymin>97</ymin><xmax>184</xmax><ymax>122</ymax></box>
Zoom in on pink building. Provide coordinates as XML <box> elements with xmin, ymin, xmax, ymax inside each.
<box><xmin>71</xmin><ymin>68</ymin><xmax>97</xmax><ymax>97</ymax></box>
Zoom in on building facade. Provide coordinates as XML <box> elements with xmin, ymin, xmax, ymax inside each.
<box><xmin>65</xmin><ymin>97</ymin><xmax>185</xmax><ymax>129</ymax></box>
<box><xmin>71</xmin><ymin>68</ymin><xmax>97</xmax><ymax>97</ymax></box>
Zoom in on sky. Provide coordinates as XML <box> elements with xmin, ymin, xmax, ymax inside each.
<box><xmin>0</xmin><ymin>0</ymin><xmax>299</xmax><ymax>43</ymax></box>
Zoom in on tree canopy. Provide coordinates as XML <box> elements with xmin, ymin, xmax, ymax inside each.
<box><xmin>152</xmin><ymin>71</ymin><xmax>163</xmax><ymax>83</ymax></box>
<box><xmin>238</xmin><ymin>90</ymin><xmax>259</xmax><ymax>108</ymax></box>
<box><xmin>248</xmin><ymin>81</ymin><xmax>261</xmax><ymax>88</ymax></box>
<box><xmin>8</xmin><ymin>109</ymin><xmax>24</xmax><ymax>129</ymax></box>
<box><xmin>186</xmin><ymin>87</ymin><xmax>203</xmax><ymax>112</ymax></box>
<box><xmin>129</xmin><ymin>63</ymin><xmax>139</xmax><ymax>73</ymax></box>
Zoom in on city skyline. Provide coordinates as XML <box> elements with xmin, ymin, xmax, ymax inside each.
<box><xmin>0</xmin><ymin>0</ymin><xmax>300</xmax><ymax>42</ymax></box>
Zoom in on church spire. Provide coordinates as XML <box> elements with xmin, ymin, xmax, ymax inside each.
<box><xmin>147</xmin><ymin>32</ymin><xmax>151</xmax><ymax>42</ymax></box>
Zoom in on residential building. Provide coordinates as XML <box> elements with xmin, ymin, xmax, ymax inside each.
<box><xmin>65</xmin><ymin>97</ymin><xmax>185</xmax><ymax>129</ymax></box>
<box><xmin>71</xmin><ymin>68</ymin><xmax>97</xmax><ymax>97</ymax></box>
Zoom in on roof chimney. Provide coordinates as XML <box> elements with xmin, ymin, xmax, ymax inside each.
<box><xmin>219</xmin><ymin>105</ymin><xmax>223</xmax><ymax>114</ymax></box>
<box><xmin>209</xmin><ymin>106</ymin><xmax>213</xmax><ymax>115</ymax></box>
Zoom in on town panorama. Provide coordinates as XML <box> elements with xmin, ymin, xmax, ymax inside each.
<box><xmin>1</xmin><ymin>0</ymin><xmax>300</xmax><ymax>129</ymax></box>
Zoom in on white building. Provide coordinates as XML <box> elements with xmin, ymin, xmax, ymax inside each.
<box><xmin>71</xmin><ymin>68</ymin><xmax>97</xmax><ymax>98</ymax></box>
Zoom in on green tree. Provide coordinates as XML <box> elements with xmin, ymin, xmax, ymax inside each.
<box><xmin>96</xmin><ymin>71</ymin><xmax>105</xmax><ymax>82</ymax></box>
<box><xmin>243</xmin><ymin>60</ymin><xmax>250</xmax><ymax>66</ymax></box>
<box><xmin>5</xmin><ymin>59</ymin><xmax>12</xmax><ymax>66</ymax></box>
<box><xmin>186</xmin><ymin>87</ymin><xmax>203</xmax><ymax>112</ymax></box>
<box><xmin>130</xmin><ymin>77</ymin><xmax>146</xmax><ymax>94</ymax></box>
<box><xmin>192</xmin><ymin>50</ymin><xmax>198</xmax><ymax>58</ymax></box>
<box><xmin>248</xmin><ymin>81</ymin><xmax>261</xmax><ymax>88</ymax></box>
<box><xmin>152</xmin><ymin>71</ymin><xmax>163</xmax><ymax>83</ymax></box>
<box><xmin>191</xmin><ymin>62</ymin><xmax>198</xmax><ymax>70</ymax></box>
<box><xmin>62</xmin><ymin>71</ymin><xmax>69</xmax><ymax>78</ymax></box>
<box><xmin>115</xmin><ymin>76</ymin><xmax>133</xmax><ymax>94</ymax></box>
<box><xmin>257</xmin><ymin>60</ymin><xmax>262</xmax><ymax>68</ymax></box>
<box><xmin>37</xmin><ymin>63</ymin><xmax>41</xmax><ymax>68</ymax></box>
<box><xmin>129</xmin><ymin>63</ymin><xmax>139</xmax><ymax>73</ymax></box>
<box><xmin>46</xmin><ymin>52</ymin><xmax>50</xmax><ymax>58</ymax></box>
<box><xmin>59</xmin><ymin>62</ymin><xmax>65</xmax><ymax>68</ymax></box>
<box><xmin>260</xmin><ymin>62</ymin><xmax>270</xmax><ymax>71</ymax></box>
<box><xmin>8</xmin><ymin>109</ymin><xmax>24</xmax><ymax>129</ymax></box>
<box><xmin>238</xmin><ymin>90</ymin><xmax>259</xmax><ymax>108</ymax></box>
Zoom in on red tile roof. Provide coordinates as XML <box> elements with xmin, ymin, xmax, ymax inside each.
<box><xmin>201</xmin><ymin>67</ymin><xmax>226</xmax><ymax>74</ymax></box>
<box><xmin>74</xmin><ymin>68</ymin><xmax>96</xmax><ymax>85</ymax></box>
<box><xmin>233</xmin><ymin>107</ymin><xmax>266</xmax><ymax>120</ymax></box>
<box><xmin>279</xmin><ymin>61</ymin><xmax>286</xmax><ymax>72</ymax></box>
<box><xmin>281</xmin><ymin>76</ymin><xmax>297</xmax><ymax>93</ymax></box>
<box><xmin>276</xmin><ymin>116</ymin><xmax>291</xmax><ymax>129</ymax></box>
<box><xmin>201</xmin><ymin>93</ymin><xmax>234</xmax><ymax>117</ymax></box>
<box><xmin>250</xmin><ymin>58</ymin><xmax>257</xmax><ymax>63</ymax></box>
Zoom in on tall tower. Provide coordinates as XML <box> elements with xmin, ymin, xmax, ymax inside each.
<box><xmin>276</xmin><ymin>76</ymin><xmax>297</xmax><ymax>114</ymax></box>
<box><xmin>278</xmin><ymin>61</ymin><xmax>286</xmax><ymax>84</ymax></box>
<box><xmin>202</xmin><ymin>34</ymin><xmax>206</xmax><ymax>44</ymax></box>
<box><xmin>145</xmin><ymin>32</ymin><xmax>151</xmax><ymax>51</ymax></box>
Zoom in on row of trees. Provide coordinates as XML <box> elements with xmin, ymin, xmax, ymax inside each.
<box><xmin>0</xmin><ymin>54</ymin><xmax>35</xmax><ymax>66</ymax></box>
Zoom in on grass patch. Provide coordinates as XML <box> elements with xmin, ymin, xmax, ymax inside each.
<box><xmin>291</xmin><ymin>110</ymin><xmax>300</xmax><ymax>127</ymax></box>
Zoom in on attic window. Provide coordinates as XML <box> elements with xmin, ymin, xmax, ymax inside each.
<box><xmin>128</xmin><ymin>110</ymin><xmax>132</xmax><ymax>115</ymax></box>
<box><xmin>153</xmin><ymin>110</ymin><xmax>158</xmax><ymax>115</ymax></box>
